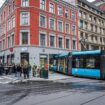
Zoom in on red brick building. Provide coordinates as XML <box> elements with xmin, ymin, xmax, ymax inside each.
<box><xmin>0</xmin><ymin>0</ymin><xmax>79</xmax><ymax>65</ymax></box>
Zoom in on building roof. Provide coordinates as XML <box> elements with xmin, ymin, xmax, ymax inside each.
<box><xmin>92</xmin><ymin>0</ymin><xmax>102</xmax><ymax>4</ymax></box>
<box><xmin>78</xmin><ymin>0</ymin><xmax>104</xmax><ymax>13</ymax></box>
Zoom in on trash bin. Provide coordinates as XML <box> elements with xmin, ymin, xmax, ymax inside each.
<box><xmin>40</xmin><ymin>69</ymin><xmax>44</xmax><ymax>78</ymax></box>
<box><xmin>43</xmin><ymin>70</ymin><xmax>48</xmax><ymax>79</ymax></box>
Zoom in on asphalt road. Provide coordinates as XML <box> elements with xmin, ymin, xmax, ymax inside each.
<box><xmin>0</xmin><ymin>77</ymin><xmax>105</xmax><ymax>105</ymax></box>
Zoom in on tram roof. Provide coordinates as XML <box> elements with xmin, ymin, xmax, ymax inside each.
<box><xmin>59</xmin><ymin>52</ymin><xmax>69</xmax><ymax>57</ymax></box>
<box><xmin>72</xmin><ymin>50</ymin><xmax>101</xmax><ymax>55</ymax></box>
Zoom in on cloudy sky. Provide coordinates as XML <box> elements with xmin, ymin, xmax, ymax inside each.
<box><xmin>0</xmin><ymin>0</ymin><xmax>95</xmax><ymax>8</ymax></box>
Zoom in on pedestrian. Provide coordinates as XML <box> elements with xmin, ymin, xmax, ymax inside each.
<box><xmin>16</xmin><ymin>64</ymin><xmax>22</xmax><ymax>78</ymax></box>
<box><xmin>23</xmin><ymin>65</ymin><xmax>29</xmax><ymax>79</ymax></box>
<box><xmin>0</xmin><ymin>64</ymin><xmax>3</xmax><ymax>76</ymax></box>
<box><xmin>23</xmin><ymin>60</ymin><xmax>29</xmax><ymax>79</ymax></box>
<box><xmin>28</xmin><ymin>64</ymin><xmax>32</xmax><ymax>78</ymax></box>
<box><xmin>32</xmin><ymin>63</ymin><xmax>37</xmax><ymax>77</ymax></box>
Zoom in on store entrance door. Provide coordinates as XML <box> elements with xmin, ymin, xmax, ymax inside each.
<box><xmin>21</xmin><ymin>52</ymin><xmax>29</xmax><ymax>64</ymax></box>
<box><xmin>40</xmin><ymin>54</ymin><xmax>48</xmax><ymax>66</ymax></box>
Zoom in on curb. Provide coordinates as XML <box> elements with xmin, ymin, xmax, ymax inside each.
<box><xmin>10</xmin><ymin>77</ymin><xmax>71</xmax><ymax>84</ymax></box>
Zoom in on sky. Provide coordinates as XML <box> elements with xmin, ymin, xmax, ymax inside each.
<box><xmin>0</xmin><ymin>0</ymin><xmax>95</xmax><ymax>8</ymax></box>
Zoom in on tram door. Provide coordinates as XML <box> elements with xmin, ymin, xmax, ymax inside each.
<box><xmin>21</xmin><ymin>53</ymin><xmax>29</xmax><ymax>64</ymax></box>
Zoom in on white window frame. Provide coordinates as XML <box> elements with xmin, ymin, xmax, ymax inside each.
<box><xmin>49</xmin><ymin>33</ymin><xmax>56</xmax><ymax>48</ymax></box>
<box><xmin>72</xmin><ymin>39</ymin><xmax>77</xmax><ymax>50</ymax></box>
<box><xmin>49</xmin><ymin>17</ymin><xmax>56</xmax><ymax>30</ymax></box>
<box><xmin>8</xmin><ymin>20</ymin><xmax>11</xmax><ymax>31</ymax></box>
<box><xmin>58</xmin><ymin>35</ymin><xmax>64</xmax><ymax>49</ymax></box>
<box><xmin>65</xmin><ymin>23</ymin><xmax>70</xmax><ymax>34</ymax></box>
<box><xmin>40</xmin><ymin>0</ymin><xmax>46</xmax><ymax>10</ymax></box>
<box><xmin>65</xmin><ymin>37</ymin><xmax>70</xmax><ymax>49</ymax></box>
<box><xmin>21</xmin><ymin>0</ymin><xmax>29</xmax><ymax>7</ymax></box>
<box><xmin>11</xmin><ymin>32</ymin><xmax>15</xmax><ymax>47</ymax></box>
<box><xmin>20</xmin><ymin>30</ymin><xmax>30</xmax><ymax>45</ymax></box>
<box><xmin>39</xmin><ymin>14</ymin><xmax>47</xmax><ymax>28</ymax></box>
<box><xmin>20</xmin><ymin>11</ymin><xmax>30</xmax><ymax>26</ymax></box>
<box><xmin>65</xmin><ymin>9</ymin><xmax>69</xmax><ymax>19</ymax></box>
<box><xmin>12</xmin><ymin>16</ymin><xmax>15</xmax><ymax>28</ymax></box>
<box><xmin>58</xmin><ymin>20</ymin><xmax>63</xmax><ymax>32</ymax></box>
<box><xmin>7</xmin><ymin>36</ymin><xmax>11</xmax><ymax>48</ymax></box>
<box><xmin>39</xmin><ymin>31</ymin><xmax>47</xmax><ymax>47</ymax></box>
<box><xmin>58</xmin><ymin>6</ymin><xmax>63</xmax><ymax>16</ymax></box>
<box><xmin>49</xmin><ymin>2</ymin><xmax>55</xmax><ymax>13</ymax></box>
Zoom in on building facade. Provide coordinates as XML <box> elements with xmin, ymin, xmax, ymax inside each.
<box><xmin>77</xmin><ymin>0</ymin><xmax>105</xmax><ymax>51</ymax></box>
<box><xmin>92</xmin><ymin>0</ymin><xmax>105</xmax><ymax>12</ymax></box>
<box><xmin>0</xmin><ymin>0</ymin><xmax>79</xmax><ymax>65</ymax></box>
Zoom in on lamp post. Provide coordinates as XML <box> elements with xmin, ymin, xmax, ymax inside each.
<box><xmin>79</xmin><ymin>37</ymin><xmax>87</xmax><ymax>51</ymax></box>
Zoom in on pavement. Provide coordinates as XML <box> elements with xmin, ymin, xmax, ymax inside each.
<box><xmin>0</xmin><ymin>76</ymin><xmax>105</xmax><ymax>105</ymax></box>
<box><xmin>0</xmin><ymin>72</ymin><xmax>71</xmax><ymax>84</ymax></box>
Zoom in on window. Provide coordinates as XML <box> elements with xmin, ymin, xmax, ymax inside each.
<box><xmin>0</xmin><ymin>41</ymin><xmax>1</xmax><ymax>51</ymax></box>
<box><xmin>21</xmin><ymin>32</ymin><xmax>28</xmax><ymax>45</ymax></box>
<box><xmin>40</xmin><ymin>33</ymin><xmax>46</xmax><ymax>46</ymax></box>
<box><xmin>84</xmin><ymin>22</ymin><xmax>87</xmax><ymax>30</ymax></box>
<box><xmin>94</xmin><ymin>17</ymin><xmax>96</xmax><ymax>23</ymax></box>
<box><xmin>12</xmin><ymin>17</ymin><xmax>15</xmax><ymax>28</ymax></box>
<box><xmin>58</xmin><ymin>6</ymin><xmax>62</xmax><ymax>16</ymax></box>
<box><xmin>72</xmin><ymin>55</ymin><xmax>100</xmax><ymax>69</ymax></box>
<box><xmin>8</xmin><ymin>37</ymin><xmax>11</xmax><ymax>48</ymax></box>
<box><xmin>50</xmin><ymin>35</ymin><xmax>55</xmax><ymax>47</ymax></box>
<box><xmin>58</xmin><ymin>20</ymin><xmax>63</xmax><ymax>32</ymax></box>
<box><xmin>66</xmin><ymin>38</ymin><xmax>70</xmax><ymax>49</ymax></box>
<box><xmin>72</xmin><ymin>40</ymin><xmax>76</xmax><ymax>50</ymax></box>
<box><xmin>79</xmin><ymin>20</ymin><xmax>83</xmax><ymax>28</ymax></box>
<box><xmin>40</xmin><ymin>15</ymin><xmax>46</xmax><ymax>27</ymax></box>
<box><xmin>22</xmin><ymin>0</ymin><xmax>29</xmax><ymax>7</ymax></box>
<box><xmin>83</xmin><ymin>12</ymin><xmax>86</xmax><ymax>19</ymax></box>
<box><xmin>12</xmin><ymin>35</ymin><xmax>14</xmax><ymax>47</ymax></box>
<box><xmin>65</xmin><ymin>23</ymin><xmax>70</xmax><ymax>33</ymax></box>
<box><xmin>12</xmin><ymin>1</ymin><xmax>15</xmax><ymax>11</ymax></box>
<box><xmin>40</xmin><ymin>0</ymin><xmax>46</xmax><ymax>10</ymax></box>
<box><xmin>95</xmin><ymin>26</ymin><xmax>97</xmax><ymax>32</ymax></box>
<box><xmin>58</xmin><ymin>37</ymin><xmax>63</xmax><ymax>48</ymax></box>
<box><xmin>2</xmin><ymin>40</ymin><xmax>5</xmax><ymax>50</ymax></box>
<box><xmin>90</xmin><ymin>24</ymin><xmax>93</xmax><ymax>31</ymax></box>
<box><xmin>65</xmin><ymin>10</ymin><xmax>69</xmax><ymax>18</ymax></box>
<box><xmin>49</xmin><ymin>18</ymin><xmax>55</xmax><ymax>30</ymax></box>
<box><xmin>79</xmin><ymin>11</ymin><xmax>82</xmax><ymax>17</ymax></box>
<box><xmin>8</xmin><ymin>20</ymin><xmax>11</xmax><ymax>31</ymax></box>
<box><xmin>8</xmin><ymin>5</ymin><xmax>10</xmax><ymax>16</ymax></box>
<box><xmin>49</xmin><ymin>3</ymin><xmax>54</xmax><ymax>13</ymax></box>
<box><xmin>21</xmin><ymin>12</ymin><xmax>29</xmax><ymax>25</ymax></box>
<box><xmin>72</xmin><ymin>25</ymin><xmax>76</xmax><ymax>35</ymax></box>
<box><xmin>72</xmin><ymin>12</ymin><xmax>76</xmax><ymax>21</ymax></box>
<box><xmin>89</xmin><ymin>15</ymin><xmax>92</xmax><ymax>21</ymax></box>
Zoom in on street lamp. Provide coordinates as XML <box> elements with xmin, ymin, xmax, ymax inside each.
<box><xmin>79</xmin><ymin>37</ymin><xmax>87</xmax><ymax>51</ymax></box>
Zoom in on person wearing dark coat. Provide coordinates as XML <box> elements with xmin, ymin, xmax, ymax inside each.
<box><xmin>16</xmin><ymin>64</ymin><xmax>22</xmax><ymax>78</ymax></box>
<box><xmin>0</xmin><ymin>64</ymin><xmax>3</xmax><ymax>76</ymax></box>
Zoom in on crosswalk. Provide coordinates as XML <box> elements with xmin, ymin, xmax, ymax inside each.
<box><xmin>0</xmin><ymin>76</ymin><xmax>17</xmax><ymax>84</ymax></box>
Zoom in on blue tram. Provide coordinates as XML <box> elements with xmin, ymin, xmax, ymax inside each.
<box><xmin>52</xmin><ymin>50</ymin><xmax>105</xmax><ymax>79</ymax></box>
<box><xmin>72</xmin><ymin>50</ymin><xmax>105</xmax><ymax>79</ymax></box>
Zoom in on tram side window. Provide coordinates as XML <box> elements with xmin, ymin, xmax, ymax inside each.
<box><xmin>86</xmin><ymin>55</ymin><xmax>100</xmax><ymax>69</ymax></box>
<box><xmin>72</xmin><ymin>55</ymin><xmax>100</xmax><ymax>69</ymax></box>
<box><xmin>86</xmin><ymin>59</ymin><xmax>95</xmax><ymax>68</ymax></box>
<box><xmin>72</xmin><ymin>56</ymin><xmax>84</xmax><ymax>68</ymax></box>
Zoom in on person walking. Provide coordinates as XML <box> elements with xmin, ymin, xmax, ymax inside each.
<box><xmin>32</xmin><ymin>63</ymin><xmax>37</xmax><ymax>77</ymax></box>
<box><xmin>16</xmin><ymin>64</ymin><xmax>22</xmax><ymax>79</ymax></box>
<box><xmin>22</xmin><ymin>60</ymin><xmax>29</xmax><ymax>79</ymax></box>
